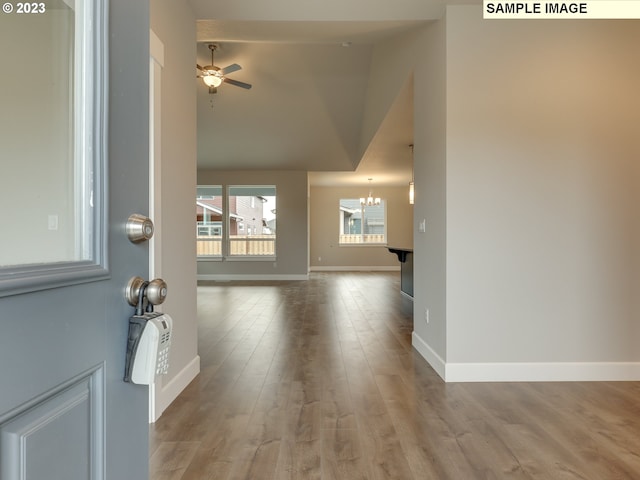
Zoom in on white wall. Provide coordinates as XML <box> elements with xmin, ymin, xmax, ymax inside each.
<box><xmin>442</xmin><ymin>7</ymin><xmax>640</xmax><ymax>378</ymax></box>
<box><xmin>310</xmin><ymin>185</ymin><xmax>413</xmax><ymax>269</ymax></box>
<box><xmin>197</xmin><ymin>170</ymin><xmax>308</xmax><ymax>279</ymax></box>
<box><xmin>150</xmin><ymin>0</ymin><xmax>199</xmax><ymax>415</ymax></box>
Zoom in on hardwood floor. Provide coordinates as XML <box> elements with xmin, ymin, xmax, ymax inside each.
<box><xmin>150</xmin><ymin>272</ymin><xmax>640</xmax><ymax>479</ymax></box>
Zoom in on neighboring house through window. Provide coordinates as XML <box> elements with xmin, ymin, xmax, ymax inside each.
<box><xmin>197</xmin><ymin>185</ymin><xmax>277</xmax><ymax>258</ymax></box>
<box><xmin>339</xmin><ymin>198</ymin><xmax>386</xmax><ymax>245</ymax></box>
<box><xmin>196</xmin><ymin>186</ymin><xmax>223</xmax><ymax>257</ymax></box>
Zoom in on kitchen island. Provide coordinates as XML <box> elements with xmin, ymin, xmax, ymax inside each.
<box><xmin>387</xmin><ymin>247</ymin><xmax>413</xmax><ymax>298</ymax></box>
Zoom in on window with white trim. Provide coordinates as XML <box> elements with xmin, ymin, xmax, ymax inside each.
<box><xmin>197</xmin><ymin>185</ymin><xmax>277</xmax><ymax>258</ymax></box>
<box><xmin>196</xmin><ymin>186</ymin><xmax>223</xmax><ymax>257</ymax></box>
<box><xmin>338</xmin><ymin>198</ymin><xmax>386</xmax><ymax>245</ymax></box>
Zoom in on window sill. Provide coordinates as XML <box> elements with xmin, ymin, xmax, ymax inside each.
<box><xmin>225</xmin><ymin>256</ymin><xmax>276</xmax><ymax>262</ymax></box>
<box><xmin>197</xmin><ymin>256</ymin><xmax>223</xmax><ymax>262</ymax></box>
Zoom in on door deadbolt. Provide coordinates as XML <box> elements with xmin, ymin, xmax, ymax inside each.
<box><xmin>126</xmin><ymin>214</ymin><xmax>154</xmax><ymax>243</ymax></box>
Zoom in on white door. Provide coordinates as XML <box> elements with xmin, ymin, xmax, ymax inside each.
<box><xmin>0</xmin><ymin>1</ymin><xmax>152</xmax><ymax>478</ymax></box>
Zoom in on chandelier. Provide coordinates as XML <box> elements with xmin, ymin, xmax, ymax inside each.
<box><xmin>360</xmin><ymin>178</ymin><xmax>380</xmax><ymax>207</ymax></box>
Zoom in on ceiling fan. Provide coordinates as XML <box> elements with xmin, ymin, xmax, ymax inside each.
<box><xmin>197</xmin><ymin>44</ymin><xmax>252</xmax><ymax>94</ymax></box>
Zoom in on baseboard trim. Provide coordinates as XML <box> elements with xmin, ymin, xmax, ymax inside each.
<box><xmin>197</xmin><ymin>274</ymin><xmax>308</xmax><ymax>282</ymax></box>
<box><xmin>309</xmin><ymin>266</ymin><xmax>400</xmax><ymax>272</ymax></box>
<box><xmin>411</xmin><ymin>332</ymin><xmax>446</xmax><ymax>380</ymax></box>
<box><xmin>411</xmin><ymin>332</ymin><xmax>640</xmax><ymax>382</ymax></box>
<box><xmin>152</xmin><ymin>355</ymin><xmax>200</xmax><ymax>422</ymax></box>
<box><xmin>445</xmin><ymin>361</ymin><xmax>640</xmax><ymax>382</ymax></box>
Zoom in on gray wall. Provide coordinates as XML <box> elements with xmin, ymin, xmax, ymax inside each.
<box><xmin>412</xmin><ymin>21</ymin><xmax>447</xmax><ymax>366</ymax></box>
<box><xmin>310</xmin><ymin>185</ymin><xmax>413</xmax><ymax>269</ymax></box>
<box><xmin>150</xmin><ymin>0</ymin><xmax>199</xmax><ymax>414</ymax></box>
<box><xmin>197</xmin><ymin>170</ymin><xmax>308</xmax><ymax>279</ymax></box>
<box><xmin>357</xmin><ymin>6</ymin><xmax>640</xmax><ymax>379</ymax></box>
<box><xmin>406</xmin><ymin>6</ymin><xmax>640</xmax><ymax>379</ymax></box>
<box><xmin>444</xmin><ymin>6</ymin><xmax>640</xmax><ymax>365</ymax></box>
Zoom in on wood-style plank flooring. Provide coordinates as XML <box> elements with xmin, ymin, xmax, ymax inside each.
<box><xmin>150</xmin><ymin>272</ymin><xmax>640</xmax><ymax>479</ymax></box>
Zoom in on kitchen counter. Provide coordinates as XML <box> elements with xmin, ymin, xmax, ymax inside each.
<box><xmin>387</xmin><ymin>247</ymin><xmax>413</xmax><ymax>298</ymax></box>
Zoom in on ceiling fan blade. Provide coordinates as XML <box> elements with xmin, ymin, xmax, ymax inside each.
<box><xmin>196</xmin><ymin>64</ymin><xmax>205</xmax><ymax>71</ymax></box>
<box><xmin>220</xmin><ymin>63</ymin><xmax>241</xmax><ymax>75</ymax></box>
<box><xmin>224</xmin><ymin>78</ymin><xmax>252</xmax><ymax>90</ymax></box>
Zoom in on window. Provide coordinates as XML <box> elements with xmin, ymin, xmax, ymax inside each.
<box><xmin>339</xmin><ymin>199</ymin><xmax>386</xmax><ymax>245</ymax></box>
<box><xmin>196</xmin><ymin>185</ymin><xmax>276</xmax><ymax>259</ymax></box>
<box><xmin>229</xmin><ymin>186</ymin><xmax>276</xmax><ymax>257</ymax></box>
<box><xmin>0</xmin><ymin>0</ymin><xmax>109</xmax><ymax>296</ymax></box>
<box><xmin>196</xmin><ymin>186</ymin><xmax>223</xmax><ymax>257</ymax></box>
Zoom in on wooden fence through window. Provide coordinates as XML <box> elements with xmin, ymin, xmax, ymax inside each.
<box><xmin>197</xmin><ymin>235</ymin><xmax>276</xmax><ymax>256</ymax></box>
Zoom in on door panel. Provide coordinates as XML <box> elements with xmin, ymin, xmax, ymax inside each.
<box><xmin>0</xmin><ymin>0</ymin><xmax>151</xmax><ymax>479</ymax></box>
<box><xmin>0</xmin><ymin>367</ymin><xmax>103</xmax><ymax>480</ymax></box>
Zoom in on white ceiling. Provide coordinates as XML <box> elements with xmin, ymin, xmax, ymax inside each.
<box><xmin>194</xmin><ymin>14</ymin><xmax>430</xmax><ymax>187</ymax></box>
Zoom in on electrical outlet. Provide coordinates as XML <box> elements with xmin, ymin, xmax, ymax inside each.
<box><xmin>318</xmin><ymin>256</ymin><xmax>322</xmax><ymax>262</ymax></box>
<box><xmin>425</xmin><ymin>308</ymin><xmax>430</xmax><ymax>324</ymax></box>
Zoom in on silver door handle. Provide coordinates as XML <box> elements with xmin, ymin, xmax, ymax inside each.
<box><xmin>146</xmin><ymin>278</ymin><xmax>168</xmax><ymax>305</ymax></box>
<box><xmin>125</xmin><ymin>276</ymin><xmax>167</xmax><ymax>306</ymax></box>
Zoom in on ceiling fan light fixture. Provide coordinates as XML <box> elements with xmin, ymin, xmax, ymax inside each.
<box><xmin>196</xmin><ymin>43</ymin><xmax>251</xmax><ymax>94</ymax></box>
<box><xmin>203</xmin><ymin>75</ymin><xmax>223</xmax><ymax>88</ymax></box>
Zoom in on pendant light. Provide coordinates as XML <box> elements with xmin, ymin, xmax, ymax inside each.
<box><xmin>409</xmin><ymin>144</ymin><xmax>414</xmax><ymax>205</ymax></box>
<box><xmin>360</xmin><ymin>178</ymin><xmax>380</xmax><ymax>207</ymax></box>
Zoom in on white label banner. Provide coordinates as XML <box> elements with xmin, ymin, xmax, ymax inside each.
<box><xmin>484</xmin><ymin>1</ymin><xmax>640</xmax><ymax>18</ymax></box>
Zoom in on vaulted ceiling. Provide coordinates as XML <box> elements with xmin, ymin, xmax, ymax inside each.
<box><xmin>196</xmin><ymin>40</ymin><xmax>374</xmax><ymax>173</ymax></box>
<box><xmin>191</xmin><ymin>0</ymin><xmax>454</xmax><ymax>186</ymax></box>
